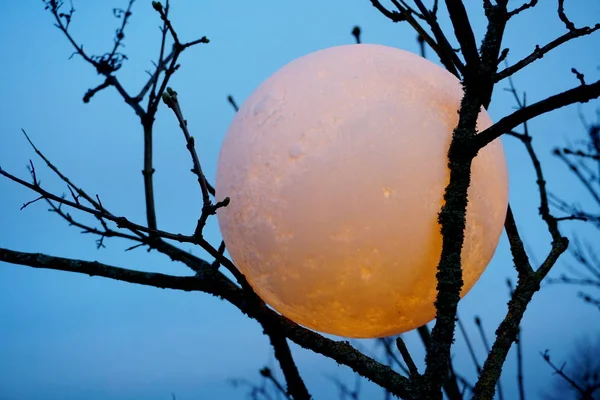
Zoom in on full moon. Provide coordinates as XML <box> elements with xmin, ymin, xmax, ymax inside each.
<box><xmin>215</xmin><ymin>44</ymin><xmax>508</xmax><ymax>338</ymax></box>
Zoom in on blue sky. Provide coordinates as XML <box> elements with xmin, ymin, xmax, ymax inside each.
<box><xmin>0</xmin><ymin>1</ymin><xmax>599</xmax><ymax>399</ymax></box>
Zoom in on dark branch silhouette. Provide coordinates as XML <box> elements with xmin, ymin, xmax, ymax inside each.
<box><xmin>2</xmin><ymin>1</ymin><xmax>600</xmax><ymax>399</ymax></box>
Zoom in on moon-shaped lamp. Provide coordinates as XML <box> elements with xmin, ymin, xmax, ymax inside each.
<box><xmin>215</xmin><ymin>44</ymin><xmax>508</xmax><ymax>338</ymax></box>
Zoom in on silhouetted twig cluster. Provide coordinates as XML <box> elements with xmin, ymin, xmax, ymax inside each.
<box><xmin>545</xmin><ymin>108</ymin><xmax>600</xmax><ymax>312</ymax></box>
<box><xmin>542</xmin><ymin>339</ymin><xmax>600</xmax><ymax>400</ymax></box>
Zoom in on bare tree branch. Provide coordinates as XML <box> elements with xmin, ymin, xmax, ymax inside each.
<box><xmin>496</xmin><ymin>24</ymin><xmax>600</xmax><ymax>81</ymax></box>
<box><xmin>506</xmin><ymin>279</ymin><xmax>527</xmax><ymax>400</ymax></box>
<box><xmin>557</xmin><ymin>0</ymin><xmax>576</xmax><ymax>32</ymax></box>
<box><xmin>507</xmin><ymin>0</ymin><xmax>538</xmax><ymax>19</ymax></box>
<box><xmin>264</xmin><ymin>330</ymin><xmax>312</xmax><ymax>400</ymax></box>
<box><xmin>475</xmin><ymin>316</ymin><xmax>505</xmax><ymax>400</ymax></box>
<box><xmin>443</xmin><ymin>0</ymin><xmax>480</xmax><ymax>79</ymax></box>
<box><xmin>0</xmin><ymin>246</ymin><xmax>414</xmax><ymax>398</ymax></box>
<box><xmin>504</xmin><ymin>205</ymin><xmax>535</xmax><ymax>278</ymax></box>
<box><xmin>503</xmin><ymin>77</ymin><xmax>563</xmax><ymax>240</ymax></box>
<box><xmin>5</xmin><ymin>3</ymin><xmax>599</xmax><ymax>400</ymax></box>
<box><xmin>369</xmin><ymin>0</ymin><xmax>463</xmax><ymax>77</ymax></box>
<box><xmin>420</xmin><ymin>4</ymin><xmax>510</xmax><ymax>398</ymax></box>
<box><xmin>395</xmin><ymin>337</ymin><xmax>419</xmax><ymax>377</ymax></box>
<box><xmin>474</xmin><ymin>79</ymin><xmax>600</xmax><ymax>151</ymax></box>
<box><xmin>457</xmin><ymin>316</ymin><xmax>481</xmax><ymax>374</ymax></box>
<box><xmin>554</xmin><ymin>149</ymin><xmax>600</xmax><ymax>207</ymax></box>
<box><xmin>161</xmin><ymin>88</ymin><xmax>228</xmax><ymax>237</ymax></box>
<box><xmin>472</xmin><ymin>236</ymin><xmax>569</xmax><ymax>400</ymax></box>
<box><xmin>412</xmin><ymin>0</ymin><xmax>465</xmax><ymax>77</ymax></box>
<box><xmin>541</xmin><ymin>349</ymin><xmax>596</xmax><ymax>399</ymax></box>
<box><xmin>0</xmin><ymin>247</ymin><xmax>216</xmax><ymax>291</ymax></box>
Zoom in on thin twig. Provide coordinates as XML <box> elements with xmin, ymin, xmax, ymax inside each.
<box><xmin>496</xmin><ymin>24</ymin><xmax>600</xmax><ymax>81</ymax></box>
<box><xmin>395</xmin><ymin>337</ymin><xmax>419</xmax><ymax>377</ymax></box>
<box><xmin>376</xmin><ymin>337</ymin><xmax>410</xmax><ymax>375</ymax></box>
<box><xmin>351</xmin><ymin>26</ymin><xmax>361</xmax><ymax>44</ymax></box>
<box><xmin>412</xmin><ymin>0</ymin><xmax>465</xmax><ymax>77</ymax></box>
<box><xmin>541</xmin><ymin>350</ymin><xmax>591</xmax><ymax>398</ymax></box>
<box><xmin>263</xmin><ymin>331</ymin><xmax>312</xmax><ymax>400</ymax></box>
<box><xmin>471</xmin><ymin>237</ymin><xmax>568</xmax><ymax>400</ymax></box>
<box><xmin>557</xmin><ymin>0</ymin><xmax>576</xmax><ymax>31</ymax></box>
<box><xmin>0</xmin><ymin>245</ymin><xmax>416</xmax><ymax>399</ymax></box>
<box><xmin>457</xmin><ymin>316</ymin><xmax>481</xmax><ymax>373</ymax></box>
<box><xmin>227</xmin><ymin>95</ymin><xmax>239</xmax><ymax>112</ymax></box>
<box><xmin>260</xmin><ymin>367</ymin><xmax>292</xmax><ymax>399</ymax></box>
<box><xmin>507</xmin><ymin>0</ymin><xmax>538</xmax><ymax>18</ymax></box>
<box><xmin>370</xmin><ymin>0</ymin><xmax>463</xmax><ymax>77</ymax></box>
<box><xmin>161</xmin><ymin>88</ymin><xmax>228</xmax><ymax>237</ymax></box>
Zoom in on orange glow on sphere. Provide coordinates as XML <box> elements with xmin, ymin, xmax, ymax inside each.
<box><xmin>215</xmin><ymin>44</ymin><xmax>508</xmax><ymax>338</ymax></box>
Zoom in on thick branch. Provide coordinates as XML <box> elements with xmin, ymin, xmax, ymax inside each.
<box><xmin>478</xmin><ymin>4</ymin><xmax>508</xmax><ymax>108</ymax></box>
<box><xmin>420</xmin><ymin>4</ymin><xmax>510</xmax><ymax>399</ymax></box>
<box><xmin>474</xmin><ymin>79</ymin><xmax>600</xmax><ymax>151</ymax></box>
<box><xmin>0</xmin><ymin>247</ymin><xmax>216</xmax><ymax>292</ymax></box>
<box><xmin>396</xmin><ymin>337</ymin><xmax>419</xmax><ymax>377</ymax></box>
<box><xmin>443</xmin><ymin>0</ymin><xmax>480</xmax><ymax>78</ymax></box>
<box><xmin>140</xmin><ymin>120</ymin><xmax>158</xmax><ymax>230</ymax></box>
<box><xmin>423</xmin><ymin>114</ymin><xmax>474</xmax><ymax>400</ymax></box>
<box><xmin>472</xmin><ymin>237</ymin><xmax>568</xmax><ymax>400</ymax></box>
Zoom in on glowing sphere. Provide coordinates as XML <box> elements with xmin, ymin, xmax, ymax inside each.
<box><xmin>215</xmin><ymin>44</ymin><xmax>508</xmax><ymax>338</ymax></box>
